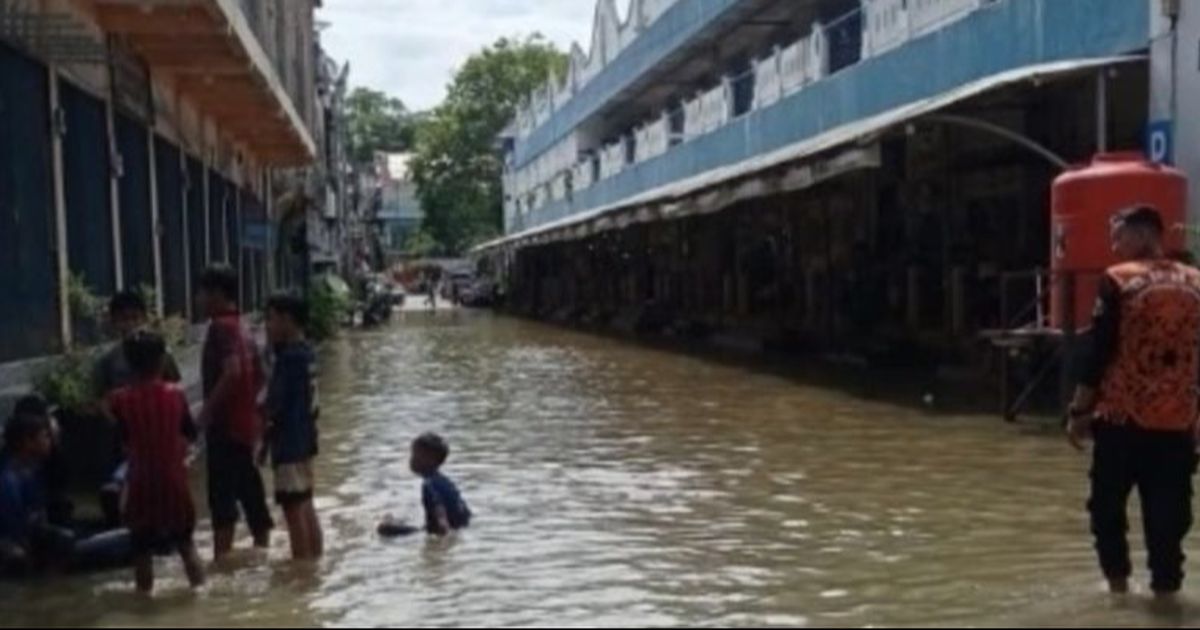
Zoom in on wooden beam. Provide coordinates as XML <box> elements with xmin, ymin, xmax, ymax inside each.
<box><xmin>176</xmin><ymin>78</ymin><xmax>262</xmax><ymax>95</ymax></box>
<box><xmin>94</xmin><ymin>4</ymin><xmax>217</xmax><ymax>35</ymax></box>
<box><xmin>158</xmin><ymin>63</ymin><xmax>251</xmax><ymax>75</ymax></box>
<box><xmin>128</xmin><ymin>34</ymin><xmax>232</xmax><ymax>53</ymax></box>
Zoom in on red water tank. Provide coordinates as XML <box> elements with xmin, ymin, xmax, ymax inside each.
<box><xmin>1050</xmin><ymin>152</ymin><xmax>1188</xmax><ymax>329</ymax></box>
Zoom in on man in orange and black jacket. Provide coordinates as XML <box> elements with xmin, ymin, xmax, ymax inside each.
<box><xmin>1069</xmin><ymin>205</ymin><xmax>1200</xmax><ymax>597</ymax></box>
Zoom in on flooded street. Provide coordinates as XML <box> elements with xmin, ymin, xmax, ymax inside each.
<box><xmin>5</xmin><ymin>313</ymin><xmax>1200</xmax><ymax>627</ymax></box>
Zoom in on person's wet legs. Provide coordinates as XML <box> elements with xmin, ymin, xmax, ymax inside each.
<box><xmin>1139</xmin><ymin>433</ymin><xmax>1195</xmax><ymax>596</ymax></box>
<box><xmin>179</xmin><ymin>542</ymin><xmax>205</xmax><ymax>589</ymax></box>
<box><xmin>1089</xmin><ymin>425</ymin><xmax>1136</xmax><ymax>592</ymax></box>
<box><xmin>134</xmin><ymin>553</ymin><xmax>153</xmax><ymax>594</ymax></box>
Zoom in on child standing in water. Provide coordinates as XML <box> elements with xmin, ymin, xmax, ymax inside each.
<box><xmin>265</xmin><ymin>294</ymin><xmax>324</xmax><ymax>561</ymax></box>
<box><xmin>106</xmin><ymin>332</ymin><xmax>204</xmax><ymax>594</ymax></box>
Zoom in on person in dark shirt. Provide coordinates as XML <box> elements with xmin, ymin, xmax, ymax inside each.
<box><xmin>93</xmin><ymin>291</ymin><xmax>182</xmax><ymax>527</ymax></box>
<box><xmin>196</xmin><ymin>265</ymin><xmax>273</xmax><ymax>560</ymax></box>
<box><xmin>1068</xmin><ymin>206</ymin><xmax>1200</xmax><ymax>597</ymax></box>
<box><xmin>93</xmin><ymin>291</ymin><xmax>182</xmax><ymax>398</ymax></box>
<box><xmin>107</xmin><ymin>332</ymin><xmax>204</xmax><ymax>594</ymax></box>
<box><xmin>410</xmin><ymin>433</ymin><xmax>471</xmax><ymax>536</ymax></box>
<box><xmin>265</xmin><ymin>294</ymin><xmax>324</xmax><ymax>561</ymax></box>
<box><xmin>0</xmin><ymin>408</ymin><xmax>59</xmax><ymax>575</ymax></box>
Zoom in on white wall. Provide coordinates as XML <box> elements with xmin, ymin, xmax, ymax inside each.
<box><xmin>1177</xmin><ymin>2</ymin><xmax>1200</xmax><ymax>226</ymax></box>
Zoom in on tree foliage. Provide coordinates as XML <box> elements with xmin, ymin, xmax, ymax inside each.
<box><xmin>346</xmin><ymin>87</ymin><xmax>419</xmax><ymax>164</ymax></box>
<box><xmin>410</xmin><ymin>35</ymin><xmax>568</xmax><ymax>255</ymax></box>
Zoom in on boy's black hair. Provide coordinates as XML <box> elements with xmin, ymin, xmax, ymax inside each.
<box><xmin>267</xmin><ymin>293</ymin><xmax>310</xmax><ymax>328</ymax></box>
<box><xmin>413</xmin><ymin>432</ymin><xmax>450</xmax><ymax>467</ymax></box>
<box><xmin>3</xmin><ymin>405</ymin><xmax>50</xmax><ymax>454</ymax></box>
<box><xmin>11</xmin><ymin>394</ymin><xmax>50</xmax><ymax>420</ymax></box>
<box><xmin>124</xmin><ymin>330</ymin><xmax>167</xmax><ymax>378</ymax></box>
<box><xmin>1112</xmin><ymin>205</ymin><xmax>1165</xmax><ymax>236</ymax></box>
<box><xmin>109</xmin><ymin>291</ymin><xmax>147</xmax><ymax>316</ymax></box>
<box><xmin>199</xmin><ymin>265</ymin><xmax>239</xmax><ymax>303</ymax></box>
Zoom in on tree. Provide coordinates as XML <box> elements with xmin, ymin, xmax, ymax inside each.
<box><xmin>402</xmin><ymin>228</ymin><xmax>440</xmax><ymax>259</ymax></box>
<box><xmin>410</xmin><ymin>35</ymin><xmax>568</xmax><ymax>255</ymax></box>
<box><xmin>346</xmin><ymin>87</ymin><xmax>418</xmax><ymax>164</ymax></box>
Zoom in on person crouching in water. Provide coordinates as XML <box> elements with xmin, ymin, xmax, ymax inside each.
<box><xmin>1068</xmin><ymin>206</ymin><xmax>1200</xmax><ymax>598</ymax></box>
<box><xmin>377</xmin><ymin>433</ymin><xmax>471</xmax><ymax>538</ymax></box>
<box><xmin>106</xmin><ymin>331</ymin><xmax>204</xmax><ymax>594</ymax></box>
<box><xmin>411</xmin><ymin>433</ymin><xmax>470</xmax><ymax>536</ymax></box>
<box><xmin>0</xmin><ymin>407</ymin><xmax>67</xmax><ymax>576</ymax></box>
<box><xmin>265</xmin><ymin>294</ymin><xmax>324</xmax><ymax>561</ymax></box>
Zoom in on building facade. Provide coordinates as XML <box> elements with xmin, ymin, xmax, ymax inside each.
<box><xmin>372</xmin><ymin>153</ymin><xmax>425</xmax><ymax>262</ymax></box>
<box><xmin>485</xmin><ymin>0</ymin><xmax>1172</xmax><ymax>366</ymax></box>
<box><xmin>0</xmin><ymin>0</ymin><xmax>346</xmax><ymax>367</ymax></box>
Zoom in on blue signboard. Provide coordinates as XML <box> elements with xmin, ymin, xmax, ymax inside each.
<box><xmin>1147</xmin><ymin>120</ymin><xmax>1174</xmax><ymax>165</ymax></box>
<box><xmin>242</xmin><ymin>221</ymin><xmax>272</xmax><ymax>250</ymax></box>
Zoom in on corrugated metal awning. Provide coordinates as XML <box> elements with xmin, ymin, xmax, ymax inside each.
<box><xmin>476</xmin><ymin>55</ymin><xmax>1144</xmax><ymax>254</ymax></box>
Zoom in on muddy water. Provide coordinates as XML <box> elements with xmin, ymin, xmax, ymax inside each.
<box><xmin>4</xmin><ymin>312</ymin><xmax>1200</xmax><ymax>627</ymax></box>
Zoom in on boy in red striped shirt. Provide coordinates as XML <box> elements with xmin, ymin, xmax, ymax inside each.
<box><xmin>107</xmin><ymin>331</ymin><xmax>204</xmax><ymax>594</ymax></box>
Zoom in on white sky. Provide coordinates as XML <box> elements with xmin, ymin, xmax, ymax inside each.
<box><xmin>317</xmin><ymin>0</ymin><xmax>599</xmax><ymax>111</ymax></box>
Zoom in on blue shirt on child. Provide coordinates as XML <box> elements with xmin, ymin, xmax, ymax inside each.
<box><xmin>267</xmin><ymin>342</ymin><xmax>319</xmax><ymax>466</ymax></box>
<box><xmin>421</xmin><ymin>473</ymin><xmax>471</xmax><ymax>534</ymax></box>
<box><xmin>0</xmin><ymin>458</ymin><xmax>44</xmax><ymax>546</ymax></box>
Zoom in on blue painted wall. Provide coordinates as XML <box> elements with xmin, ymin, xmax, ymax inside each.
<box><xmin>512</xmin><ymin>0</ymin><xmax>1149</xmax><ymax>234</ymax></box>
<box><xmin>513</xmin><ymin>0</ymin><xmax>742</xmax><ymax>168</ymax></box>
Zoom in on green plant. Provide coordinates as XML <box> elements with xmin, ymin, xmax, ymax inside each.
<box><xmin>307</xmin><ymin>278</ymin><xmax>351</xmax><ymax>342</ymax></box>
<box><xmin>136</xmin><ymin>284</ymin><xmax>158</xmax><ymax>316</ymax></box>
<box><xmin>35</xmin><ymin>349</ymin><xmax>98</xmax><ymax>414</ymax></box>
<box><xmin>156</xmin><ymin>315</ymin><xmax>189</xmax><ymax>350</ymax></box>
<box><xmin>68</xmin><ymin>274</ymin><xmax>106</xmax><ymax>325</ymax></box>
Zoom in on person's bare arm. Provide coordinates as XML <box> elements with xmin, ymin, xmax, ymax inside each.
<box><xmin>198</xmin><ymin>353</ymin><xmax>244</xmax><ymax>431</ymax></box>
<box><xmin>434</xmin><ymin>505</ymin><xmax>452</xmax><ymax>536</ymax></box>
<box><xmin>198</xmin><ymin>326</ymin><xmax>244</xmax><ymax>429</ymax></box>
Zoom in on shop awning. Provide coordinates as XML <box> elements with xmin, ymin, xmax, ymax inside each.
<box><xmin>476</xmin><ymin>55</ymin><xmax>1145</xmax><ymax>254</ymax></box>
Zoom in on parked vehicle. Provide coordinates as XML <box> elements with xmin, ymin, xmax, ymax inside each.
<box><xmin>388</xmin><ymin>284</ymin><xmax>407</xmax><ymax>307</ymax></box>
<box><xmin>461</xmin><ymin>279</ymin><xmax>498</xmax><ymax>308</ymax></box>
<box><xmin>361</xmin><ymin>280</ymin><xmax>394</xmax><ymax>327</ymax></box>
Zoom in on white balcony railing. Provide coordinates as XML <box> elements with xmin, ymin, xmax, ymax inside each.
<box><xmin>574</xmin><ymin>159</ymin><xmax>595</xmax><ymax>193</ymax></box>
<box><xmin>635</xmin><ymin>115</ymin><xmax>671</xmax><ymax>162</ymax></box>
<box><xmin>513</xmin><ymin>0</ymin><xmax>989</xmax><ymax>217</ymax></box>
<box><xmin>600</xmin><ymin>141</ymin><xmax>627</xmax><ymax>180</ymax></box>
<box><xmin>863</xmin><ymin>0</ymin><xmax>982</xmax><ymax>58</ymax></box>
<box><xmin>754</xmin><ymin>50</ymin><xmax>782</xmax><ymax>110</ymax></box>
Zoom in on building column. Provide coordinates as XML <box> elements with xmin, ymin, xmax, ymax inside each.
<box><xmin>106</xmin><ymin>99</ymin><xmax>125</xmax><ymax>290</ymax></box>
<box><xmin>147</xmin><ymin>128</ymin><xmax>163</xmax><ymax>315</ymax></box>
<box><xmin>180</xmin><ymin>147</ymin><xmax>192</xmax><ymax>321</ymax></box>
<box><xmin>264</xmin><ymin>168</ymin><xmax>276</xmax><ymax>296</ymax></box>
<box><xmin>202</xmin><ymin>153</ymin><xmax>211</xmax><ymax>270</ymax></box>
<box><xmin>48</xmin><ymin>65</ymin><xmax>72</xmax><ymax>349</ymax></box>
<box><xmin>1150</xmin><ymin>0</ymin><xmax>1200</xmax><ymax>236</ymax></box>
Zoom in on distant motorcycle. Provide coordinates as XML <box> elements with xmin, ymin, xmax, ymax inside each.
<box><xmin>361</xmin><ymin>283</ymin><xmax>394</xmax><ymax>327</ymax></box>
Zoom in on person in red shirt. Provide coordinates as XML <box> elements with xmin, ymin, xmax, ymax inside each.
<box><xmin>107</xmin><ymin>331</ymin><xmax>204</xmax><ymax>594</ymax></box>
<box><xmin>196</xmin><ymin>266</ymin><xmax>273</xmax><ymax>560</ymax></box>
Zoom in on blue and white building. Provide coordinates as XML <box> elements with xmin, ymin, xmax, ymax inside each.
<box><xmin>484</xmin><ymin>0</ymin><xmax>1191</xmax><ymax>359</ymax></box>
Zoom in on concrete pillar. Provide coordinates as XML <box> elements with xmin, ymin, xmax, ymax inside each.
<box><xmin>106</xmin><ymin>99</ymin><xmax>125</xmax><ymax>290</ymax></box>
<box><xmin>950</xmin><ymin>266</ymin><xmax>967</xmax><ymax>337</ymax></box>
<box><xmin>48</xmin><ymin>65</ymin><xmax>72</xmax><ymax>349</ymax></box>
<box><xmin>147</xmin><ymin>128</ymin><xmax>163</xmax><ymax>316</ymax></box>
<box><xmin>1150</xmin><ymin>0</ymin><xmax>1200</xmax><ymax>237</ymax></box>
<box><xmin>907</xmin><ymin>266</ymin><xmax>921</xmax><ymax>330</ymax></box>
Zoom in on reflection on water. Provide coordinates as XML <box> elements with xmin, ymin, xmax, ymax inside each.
<box><xmin>5</xmin><ymin>312</ymin><xmax>1200</xmax><ymax>627</ymax></box>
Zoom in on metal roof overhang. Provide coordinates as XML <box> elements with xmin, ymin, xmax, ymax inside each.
<box><xmin>477</xmin><ymin>55</ymin><xmax>1146</xmax><ymax>255</ymax></box>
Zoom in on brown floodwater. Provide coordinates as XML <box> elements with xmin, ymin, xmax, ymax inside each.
<box><xmin>4</xmin><ymin>312</ymin><xmax>1200</xmax><ymax>627</ymax></box>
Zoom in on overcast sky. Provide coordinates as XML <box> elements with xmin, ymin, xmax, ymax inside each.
<box><xmin>317</xmin><ymin>0</ymin><xmax>599</xmax><ymax>111</ymax></box>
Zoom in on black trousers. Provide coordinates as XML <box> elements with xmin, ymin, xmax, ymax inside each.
<box><xmin>1090</xmin><ymin>423</ymin><xmax>1197</xmax><ymax>593</ymax></box>
<box><xmin>207</xmin><ymin>437</ymin><xmax>275</xmax><ymax>534</ymax></box>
